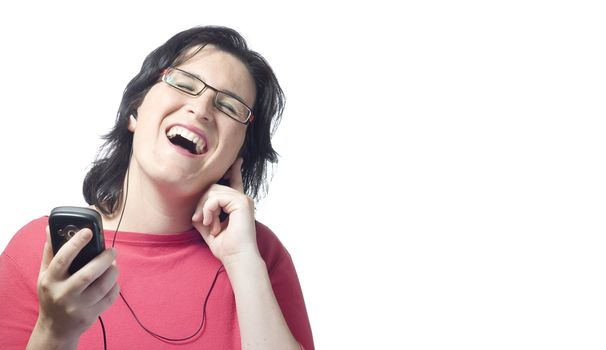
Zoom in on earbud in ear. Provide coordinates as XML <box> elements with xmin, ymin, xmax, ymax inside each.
<box><xmin>128</xmin><ymin>114</ymin><xmax>138</xmax><ymax>132</ymax></box>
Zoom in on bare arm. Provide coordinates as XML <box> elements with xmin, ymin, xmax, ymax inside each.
<box><xmin>193</xmin><ymin>158</ymin><xmax>302</xmax><ymax>350</ymax></box>
<box><xmin>224</xmin><ymin>252</ymin><xmax>300</xmax><ymax>350</ymax></box>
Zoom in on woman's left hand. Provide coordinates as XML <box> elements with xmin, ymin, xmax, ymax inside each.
<box><xmin>191</xmin><ymin>158</ymin><xmax>260</xmax><ymax>266</ymax></box>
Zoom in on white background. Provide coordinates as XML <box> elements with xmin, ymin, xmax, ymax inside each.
<box><xmin>1</xmin><ymin>1</ymin><xmax>605</xmax><ymax>349</ymax></box>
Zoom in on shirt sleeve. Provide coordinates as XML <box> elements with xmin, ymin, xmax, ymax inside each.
<box><xmin>267</xmin><ymin>250</ymin><xmax>315</xmax><ymax>350</ymax></box>
<box><xmin>0</xmin><ymin>218</ymin><xmax>47</xmax><ymax>350</ymax></box>
<box><xmin>0</xmin><ymin>252</ymin><xmax>40</xmax><ymax>349</ymax></box>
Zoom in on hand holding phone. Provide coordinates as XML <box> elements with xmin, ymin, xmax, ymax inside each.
<box><xmin>49</xmin><ymin>206</ymin><xmax>105</xmax><ymax>274</ymax></box>
<box><xmin>29</xmin><ymin>207</ymin><xmax>118</xmax><ymax>343</ymax></box>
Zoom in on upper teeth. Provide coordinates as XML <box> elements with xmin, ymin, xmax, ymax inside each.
<box><xmin>166</xmin><ymin>126</ymin><xmax>206</xmax><ymax>154</ymax></box>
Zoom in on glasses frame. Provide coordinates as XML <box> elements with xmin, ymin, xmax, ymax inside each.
<box><xmin>161</xmin><ymin>67</ymin><xmax>254</xmax><ymax>125</ymax></box>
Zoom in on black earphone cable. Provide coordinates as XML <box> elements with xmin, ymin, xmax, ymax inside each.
<box><xmin>99</xmin><ymin>315</ymin><xmax>107</xmax><ymax>350</ymax></box>
<box><xmin>98</xmin><ymin>150</ymin><xmax>224</xmax><ymax>347</ymax></box>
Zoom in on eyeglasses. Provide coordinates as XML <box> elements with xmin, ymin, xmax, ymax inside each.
<box><xmin>161</xmin><ymin>67</ymin><xmax>254</xmax><ymax>124</ymax></box>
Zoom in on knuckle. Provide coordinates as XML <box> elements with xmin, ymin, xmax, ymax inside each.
<box><xmin>53</xmin><ymin>293</ymin><xmax>69</xmax><ymax>308</ymax></box>
<box><xmin>65</xmin><ymin>304</ymin><xmax>77</xmax><ymax>316</ymax></box>
<box><xmin>54</xmin><ymin>255</ymin><xmax>68</xmax><ymax>269</ymax></box>
<box><xmin>38</xmin><ymin>279</ymin><xmax>67</xmax><ymax>309</ymax></box>
<box><xmin>38</xmin><ymin>276</ymin><xmax>52</xmax><ymax>294</ymax></box>
<box><xmin>79</xmin><ymin>272</ymin><xmax>95</xmax><ymax>285</ymax></box>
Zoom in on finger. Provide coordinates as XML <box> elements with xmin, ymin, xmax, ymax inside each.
<box><xmin>192</xmin><ymin>200</ymin><xmax>204</xmax><ymax>223</ymax></box>
<box><xmin>68</xmin><ymin>248</ymin><xmax>117</xmax><ymax>294</ymax></box>
<box><xmin>47</xmin><ymin>228</ymin><xmax>93</xmax><ymax>278</ymax></box>
<box><xmin>202</xmin><ymin>197</ymin><xmax>222</xmax><ymax>226</ymax></box>
<box><xmin>88</xmin><ymin>282</ymin><xmax>120</xmax><ymax>317</ymax></box>
<box><xmin>192</xmin><ymin>191</ymin><xmax>211</xmax><ymax>223</ymax></box>
<box><xmin>192</xmin><ymin>220</ymin><xmax>213</xmax><ymax>245</ymax></box>
<box><xmin>40</xmin><ymin>226</ymin><xmax>54</xmax><ymax>273</ymax></box>
<box><xmin>81</xmin><ymin>264</ymin><xmax>119</xmax><ymax>306</ymax></box>
<box><xmin>211</xmin><ymin>215</ymin><xmax>222</xmax><ymax>236</ymax></box>
<box><xmin>192</xmin><ymin>209</ymin><xmax>203</xmax><ymax>223</ymax></box>
<box><xmin>229</xmin><ymin>158</ymin><xmax>245</xmax><ymax>193</ymax></box>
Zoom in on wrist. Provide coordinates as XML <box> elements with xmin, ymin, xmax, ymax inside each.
<box><xmin>28</xmin><ymin>318</ymin><xmax>79</xmax><ymax>350</ymax></box>
<box><xmin>223</xmin><ymin>250</ymin><xmax>265</xmax><ymax>273</ymax></box>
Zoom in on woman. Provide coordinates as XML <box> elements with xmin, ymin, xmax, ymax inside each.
<box><xmin>0</xmin><ymin>26</ymin><xmax>313</xmax><ymax>349</ymax></box>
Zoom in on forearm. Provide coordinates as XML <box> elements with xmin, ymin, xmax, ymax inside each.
<box><xmin>26</xmin><ymin>319</ymin><xmax>79</xmax><ymax>350</ymax></box>
<box><xmin>225</xmin><ymin>253</ymin><xmax>300</xmax><ymax>350</ymax></box>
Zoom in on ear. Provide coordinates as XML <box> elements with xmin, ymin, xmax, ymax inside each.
<box><xmin>128</xmin><ymin>114</ymin><xmax>137</xmax><ymax>132</ymax></box>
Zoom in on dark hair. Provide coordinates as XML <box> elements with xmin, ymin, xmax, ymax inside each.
<box><xmin>83</xmin><ymin>26</ymin><xmax>284</xmax><ymax>215</ymax></box>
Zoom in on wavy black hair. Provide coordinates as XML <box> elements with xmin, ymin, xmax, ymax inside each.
<box><xmin>83</xmin><ymin>26</ymin><xmax>284</xmax><ymax>215</ymax></box>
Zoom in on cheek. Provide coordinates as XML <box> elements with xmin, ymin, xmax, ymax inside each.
<box><xmin>230</xmin><ymin>128</ymin><xmax>247</xmax><ymax>151</ymax></box>
<box><xmin>218</xmin><ymin>126</ymin><xmax>247</xmax><ymax>159</ymax></box>
<box><xmin>136</xmin><ymin>85</ymin><xmax>181</xmax><ymax>121</ymax></box>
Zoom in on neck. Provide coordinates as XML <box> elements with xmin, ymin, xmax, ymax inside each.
<box><xmin>101</xmin><ymin>166</ymin><xmax>203</xmax><ymax>234</ymax></box>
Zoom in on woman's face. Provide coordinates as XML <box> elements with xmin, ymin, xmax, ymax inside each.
<box><xmin>129</xmin><ymin>45</ymin><xmax>256</xmax><ymax>197</ymax></box>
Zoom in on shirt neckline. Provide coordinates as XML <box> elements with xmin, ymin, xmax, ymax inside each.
<box><xmin>101</xmin><ymin>227</ymin><xmax>203</xmax><ymax>246</ymax></box>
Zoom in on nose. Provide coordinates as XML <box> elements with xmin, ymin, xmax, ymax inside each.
<box><xmin>186</xmin><ymin>88</ymin><xmax>216</xmax><ymax>123</ymax></box>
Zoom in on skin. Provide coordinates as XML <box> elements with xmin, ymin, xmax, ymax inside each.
<box><xmin>27</xmin><ymin>229</ymin><xmax>119</xmax><ymax>350</ymax></box>
<box><xmin>27</xmin><ymin>46</ymin><xmax>299</xmax><ymax>349</ymax></box>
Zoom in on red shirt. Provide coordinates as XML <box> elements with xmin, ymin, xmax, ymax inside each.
<box><xmin>0</xmin><ymin>217</ymin><xmax>314</xmax><ymax>349</ymax></box>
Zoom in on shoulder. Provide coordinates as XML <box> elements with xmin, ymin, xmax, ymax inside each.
<box><xmin>2</xmin><ymin>216</ymin><xmax>47</xmax><ymax>269</ymax></box>
<box><xmin>254</xmin><ymin>221</ymin><xmax>292</xmax><ymax>271</ymax></box>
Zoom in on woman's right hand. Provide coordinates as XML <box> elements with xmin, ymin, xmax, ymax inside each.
<box><xmin>27</xmin><ymin>226</ymin><xmax>119</xmax><ymax>349</ymax></box>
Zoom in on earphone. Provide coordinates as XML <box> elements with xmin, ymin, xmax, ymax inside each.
<box><xmin>97</xmin><ymin>145</ymin><xmax>224</xmax><ymax>349</ymax></box>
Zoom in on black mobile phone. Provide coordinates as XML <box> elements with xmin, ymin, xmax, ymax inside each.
<box><xmin>49</xmin><ymin>206</ymin><xmax>105</xmax><ymax>275</ymax></box>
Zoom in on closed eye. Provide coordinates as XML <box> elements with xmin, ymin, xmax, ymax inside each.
<box><xmin>176</xmin><ymin>82</ymin><xmax>197</xmax><ymax>93</ymax></box>
<box><xmin>218</xmin><ymin>101</ymin><xmax>238</xmax><ymax>114</ymax></box>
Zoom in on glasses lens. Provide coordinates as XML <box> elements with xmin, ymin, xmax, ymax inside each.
<box><xmin>164</xmin><ymin>69</ymin><xmax>202</xmax><ymax>95</ymax></box>
<box><xmin>215</xmin><ymin>92</ymin><xmax>251</xmax><ymax>123</ymax></box>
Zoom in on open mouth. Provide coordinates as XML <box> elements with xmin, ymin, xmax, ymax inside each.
<box><xmin>166</xmin><ymin>126</ymin><xmax>207</xmax><ymax>155</ymax></box>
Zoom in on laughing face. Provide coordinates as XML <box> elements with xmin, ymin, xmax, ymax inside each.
<box><xmin>128</xmin><ymin>45</ymin><xmax>256</xmax><ymax>197</ymax></box>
